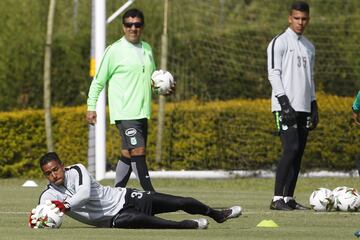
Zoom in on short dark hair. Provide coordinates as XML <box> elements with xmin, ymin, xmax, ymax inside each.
<box><xmin>122</xmin><ymin>8</ymin><xmax>144</xmax><ymax>25</ymax></box>
<box><xmin>40</xmin><ymin>152</ymin><xmax>62</xmax><ymax>168</ymax></box>
<box><xmin>290</xmin><ymin>1</ymin><xmax>310</xmax><ymax>13</ymax></box>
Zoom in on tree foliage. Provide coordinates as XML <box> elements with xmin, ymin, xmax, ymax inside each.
<box><xmin>0</xmin><ymin>0</ymin><xmax>359</xmax><ymax>111</ymax></box>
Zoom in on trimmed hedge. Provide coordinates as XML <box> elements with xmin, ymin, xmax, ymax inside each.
<box><xmin>0</xmin><ymin>107</ymin><xmax>88</xmax><ymax>177</ymax></box>
<box><xmin>0</xmin><ymin>94</ymin><xmax>358</xmax><ymax>177</ymax></box>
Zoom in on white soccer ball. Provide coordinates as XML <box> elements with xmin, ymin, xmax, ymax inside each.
<box><xmin>30</xmin><ymin>201</ymin><xmax>64</xmax><ymax>228</ymax></box>
<box><xmin>332</xmin><ymin>186</ymin><xmax>350</xmax><ymax>210</ymax></box>
<box><xmin>309</xmin><ymin>188</ymin><xmax>334</xmax><ymax>211</ymax></box>
<box><xmin>334</xmin><ymin>187</ymin><xmax>360</xmax><ymax>212</ymax></box>
<box><xmin>151</xmin><ymin>69</ymin><xmax>175</xmax><ymax>95</ymax></box>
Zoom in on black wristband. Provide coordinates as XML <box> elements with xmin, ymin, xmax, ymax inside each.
<box><xmin>276</xmin><ymin>95</ymin><xmax>290</xmax><ymax>108</ymax></box>
<box><xmin>311</xmin><ymin>100</ymin><xmax>317</xmax><ymax>110</ymax></box>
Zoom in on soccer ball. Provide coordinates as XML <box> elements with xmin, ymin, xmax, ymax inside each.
<box><xmin>151</xmin><ymin>69</ymin><xmax>175</xmax><ymax>95</ymax></box>
<box><xmin>332</xmin><ymin>186</ymin><xmax>350</xmax><ymax>210</ymax></box>
<box><xmin>334</xmin><ymin>187</ymin><xmax>360</xmax><ymax>212</ymax></box>
<box><xmin>31</xmin><ymin>201</ymin><xmax>64</xmax><ymax>228</ymax></box>
<box><xmin>30</xmin><ymin>201</ymin><xmax>64</xmax><ymax>228</ymax></box>
<box><xmin>309</xmin><ymin>188</ymin><xmax>334</xmax><ymax>211</ymax></box>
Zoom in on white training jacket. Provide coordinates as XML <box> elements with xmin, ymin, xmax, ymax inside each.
<box><xmin>267</xmin><ymin>27</ymin><xmax>316</xmax><ymax>113</ymax></box>
<box><xmin>39</xmin><ymin>163</ymin><xmax>127</xmax><ymax>227</ymax></box>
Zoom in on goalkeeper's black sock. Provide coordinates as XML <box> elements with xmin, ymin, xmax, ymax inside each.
<box><xmin>131</xmin><ymin>155</ymin><xmax>155</xmax><ymax>191</ymax></box>
<box><xmin>207</xmin><ymin>208</ymin><xmax>235</xmax><ymax>223</ymax></box>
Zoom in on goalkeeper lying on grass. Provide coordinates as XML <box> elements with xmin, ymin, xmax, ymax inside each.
<box><xmin>29</xmin><ymin>152</ymin><xmax>241</xmax><ymax>229</ymax></box>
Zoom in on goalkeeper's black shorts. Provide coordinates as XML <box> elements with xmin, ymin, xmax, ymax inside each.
<box><xmin>121</xmin><ymin>188</ymin><xmax>153</xmax><ymax>215</ymax></box>
<box><xmin>273</xmin><ymin>111</ymin><xmax>310</xmax><ymax>133</ymax></box>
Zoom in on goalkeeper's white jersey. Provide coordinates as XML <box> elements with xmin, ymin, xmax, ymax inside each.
<box><xmin>39</xmin><ymin>163</ymin><xmax>127</xmax><ymax>227</ymax></box>
<box><xmin>267</xmin><ymin>27</ymin><xmax>316</xmax><ymax>112</ymax></box>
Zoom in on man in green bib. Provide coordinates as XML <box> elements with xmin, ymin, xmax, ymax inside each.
<box><xmin>87</xmin><ymin>8</ymin><xmax>156</xmax><ymax>191</ymax></box>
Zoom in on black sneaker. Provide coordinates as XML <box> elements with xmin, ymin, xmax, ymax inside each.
<box><xmin>270</xmin><ymin>199</ymin><xmax>293</xmax><ymax>211</ymax></box>
<box><xmin>286</xmin><ymin>199</ymin><xmax>310</xmax><ymax>210</ymax></box>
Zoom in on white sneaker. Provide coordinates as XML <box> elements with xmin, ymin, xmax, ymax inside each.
<box><xmin>227</xmin><ymin>206</ymin><xmax>242</xmax><ymax>219</ymax></box>
<box><xmin>193</xmin><ymin>218</ymin><xmax>209</xmax><ymax>229</ymax></box>
<box><xmin>216</xmin><ymin>206</ymin><xmax>242</xmax><ymax>223</ymax></box>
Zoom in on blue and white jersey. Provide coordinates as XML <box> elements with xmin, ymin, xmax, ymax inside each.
<box><xmin>267</xmin><ymin>27</ymin><xmax>316</xmax><ymax>113</ymax></box>
<box><xmin>39</xmin><ymin>164</ymin><xmax>127</xmax><ymax>227</ymax></box>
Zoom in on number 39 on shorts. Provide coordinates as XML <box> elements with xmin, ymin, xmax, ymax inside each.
<box><xmin>130</xmin><ymin>190</ymin><xmax>144</xmax><ymax>199</ymax></box>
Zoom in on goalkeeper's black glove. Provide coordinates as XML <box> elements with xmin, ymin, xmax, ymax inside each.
<box><xmin>277</xmin><ymin>95</ymin><xmax>297</xmax><ymax>126</ymax></box>
<box><xmin>308</xmin><ymin>100</ymin><xmax>319</xmax><ymax>130</ymax></box>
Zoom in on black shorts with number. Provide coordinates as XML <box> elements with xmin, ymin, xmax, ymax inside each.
<box><xmin>122</xmin><ymin>188</ymin><xmax>153</xmax><ymax>215</ymax></box>
<box><xmin>115</xmin><ymin>118</ymin><xmax>148</xmax><ymax>150</ymax></box>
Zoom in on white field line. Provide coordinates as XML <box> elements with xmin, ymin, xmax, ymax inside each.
<box><xmin>2</xmin><ymin>210</ymin><xmax>360</xmax><ymax>215</ymax></box>
<box><xmin>0</xmin><ymin>211</ymin><xmax>28</xmax><ymax>214</ymax></box>
<box><xmin>104</xmin><ymin>170</ymin><xmax>360</xmax><ymax>179</ymax></box>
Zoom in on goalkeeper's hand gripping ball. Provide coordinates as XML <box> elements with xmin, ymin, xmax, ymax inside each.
<box><xmin>28</xmin><ymin>200</ymin><xmax>64</xmax><ymax>229</ymax></box>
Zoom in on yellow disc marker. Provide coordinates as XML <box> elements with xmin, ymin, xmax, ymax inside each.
<box><xmin>256</xmin><ymin>219</ymin><xmax>279</xmax><ymax>228</ymax></box>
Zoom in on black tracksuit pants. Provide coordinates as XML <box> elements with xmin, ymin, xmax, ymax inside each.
<box><xmin>273</xmin><ymin>112</ymin><xmax>309</xmax><ymax>197</ymax></box>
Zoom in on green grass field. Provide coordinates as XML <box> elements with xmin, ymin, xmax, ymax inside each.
<box><xmin>1</xmin><ymin>177</ymin><xmax>360</xmax><ymax>240</ymax></box>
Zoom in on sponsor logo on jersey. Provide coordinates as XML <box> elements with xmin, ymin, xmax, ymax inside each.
<box><xmin>125</xmin><ymin>128</ymin><xmax>137</xmax><ymax>136</ymax></box>
<box><xmin>130</xmin><ymin>137</ymin><xmax>137</xmax><ymax>145</ymax></box>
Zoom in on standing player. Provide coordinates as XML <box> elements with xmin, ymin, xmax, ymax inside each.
<box><xmin>87</xmin><ymin>9</ymin><xmax>160</xmax><ymax>191</ymax></box>
<box><xmin>32</xmin><ymin>152</ymin><xmax>242</xmax><ymax>229</ymax></box>
<box><xmin>266</xmin><ymin>1</ymin><xmax>318</xmax><ymax>210</ymax></box>
<box><xmin>352</xmin><ymin>90</ymin><xmax>360</xmax><ymax>126</ymax></box>
<box><xmin>352</xmin><ymin>91</ymin><xmax>360</xmax><ymax>176</ymax></box>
